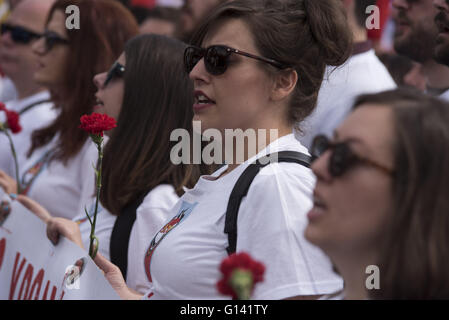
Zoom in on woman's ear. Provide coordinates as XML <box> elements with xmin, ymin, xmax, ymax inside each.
<box><xmin>270</xmin><ymin>69</ymin><xmax>298</xmax><ymax>102</ymax></box>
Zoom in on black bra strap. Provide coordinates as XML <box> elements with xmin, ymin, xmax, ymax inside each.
<box><xmin>224</xmin><ymin>151</ymin><xmax>311</xmax><ymax>255</ymax></box>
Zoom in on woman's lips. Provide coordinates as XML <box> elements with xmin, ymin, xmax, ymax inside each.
<box><xmin>307</xmin><ymin>206</ymin><xmax>326</xmax><ymax>222</ymax></box>
<box><xmin>437</xmin><ymin>32</ymin><xmax>449</xmax><ymax>45</ymax></box>
<box><xmin>193</xmin><ymin>102</ymin><xmax>215</xmax><ymax>112</ymax></box>
<box><xmin>93</xmin><ymin>105</ymin><xmax>105</xmax><ymax>113</ymax></box>
<box><xmin>37</xmin><ymin>60</ymin><xmax>45</xmax><ymax>69</ymax></box>
<box><xmin>193</xmin><ymin>90</ymin><xmax>216</xmax><ymax>112</ymax></box>
<box><xmin>307</xmin><ymin>192</ymin><xmax>328</xmax><ymax>222</ymax></box>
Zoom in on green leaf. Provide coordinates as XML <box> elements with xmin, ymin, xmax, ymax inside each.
<box><xmin>85</xmin><ymin>206</ymin><xmax>93</xmax><ymax>226</ymax></box>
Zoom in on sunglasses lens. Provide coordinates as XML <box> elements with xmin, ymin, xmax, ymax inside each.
<box><xmin>1</xmin><ymin>25</ymin><xmax>33</xmax><ymax>44</ymax></box>
<box><xmin>330</xmin><ymin>144</ymin><xmax>356</xmax><ymax>177</ymax></box>
<box><xmin>205</xmin><ymin>46</ymin><xmax>229</xmax><ymax>75</ymax></box>
<box><xmin>44</xmin><ymin>35</ymin><xmax>55</xmax><ymax>51</ymax></box>
<box><xmin>311</xmin><ymin>135</ymin><xmax>330</xmax><ymax>159</ymax></box>
<box><xmin>104</xmin><ymin>63</ymin><xmax>124</xmax><ymax>86</ymax></box>
<box><xmin>184</xmin><ymin>46</ymin><xmax>203</xmax><ymax>74</ymax></box>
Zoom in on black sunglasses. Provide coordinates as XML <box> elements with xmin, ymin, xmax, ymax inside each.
<box><xmin>0</xmin><ymin>23</ymin><xmax>41</xmax><ymax>44</ymax></box>
<box><xmin>184</xmin><ymin>45</ymin><xmax>290</xmax><ymax>76</ymax></box>
<box><xmin>104</xmin><ymin>62</ymin><xmax>125</xmax><ymax>87</ymax></box>
<box><xmin>311</xmin><ymin>135</ymin><xmax>394</xmax><ymax>178</ymax></box>
<box><xmin>40</xmin><ymin>30</ymin><xmax>69</xmax><ymax>54</ymax></box>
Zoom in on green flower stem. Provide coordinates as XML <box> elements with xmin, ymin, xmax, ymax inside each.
<box><xmin>3</xmin><ymin>129</ymin><xmax>21</xmax><ymax>194</ymax></box>
<box><xmin>88</xmin><ymin>139</ymin><xmax>103</xmax><ymax>259</ymax></box>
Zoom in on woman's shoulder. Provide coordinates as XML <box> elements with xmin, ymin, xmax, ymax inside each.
<box><xmin>243</xmin><ymin>134</ymin><xmax>315</xmax><ymax>197</ymax></box>
<box><xmin>139</xmin><ymin>184</ymin><xmax>179</xmax><ymax>211</ymax></box>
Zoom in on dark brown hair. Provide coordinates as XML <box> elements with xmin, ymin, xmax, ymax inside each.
<box><xmin>190</xmin><ymin>0</ymin><xmax>352</xmax><ymax>127</ymax></box>
<box><xmin>132</xmin><ymin>6</ymin><xmax>180</xmax><ymax>25</ymax></box>
<box><xmin>28</xmin><ymin>0</ymin><xmax>139</xmax><ymax>162</ymax></box>
<box><xmin>353</xmin><ymin>89</ymin><xmax>449</xmax><ymax>299</ymax></box>
<box><xmin>100</xmin><ymin>34</ymin><xmax>201</xmax><ymax>216</ymax></box>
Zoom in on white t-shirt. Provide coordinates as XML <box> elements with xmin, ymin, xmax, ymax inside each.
<box><xmin>126</xmin><ymin>184</ymin><xmax>179</xmax><ymax>293</ymax></box>
<box><xmin>440</xmin><ymin>89</ymin><xmax>449</xmax><ymax>102</ymax></box>
<box><xmin>0</xmin><ymin>77</ymin><xmax>18</xmax><ymax>103</ymax></box>
<box><xmin>142</xmin><ymin>134</ymin><xmax>343</xmax><ymax>300</ymax></box>
<box><xmin>71</xmin><ymin>180</ymin><xmax>178</xmax><ymax>281</ymax></box>
<box><xmin>19</xmin><ymin>137</ymin><xmax>98</xmax><ymax>220</ymax></box>
<box><xmin>298</xmin><ymin>49</ymin><xmax>397</xmax><ymax>149</ymax></box>
<box><xmin>156</xmin><ymin>0</ymin><xmax>182</xmax><ymax>7</ymax></box>
<box><xmin>0</xmin><ymin>91</ymin><xmax>56</xmax><ymax>178</ymax></box>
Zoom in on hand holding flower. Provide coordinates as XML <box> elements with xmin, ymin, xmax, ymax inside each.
<box><xmin>0</xmin><ymin>170</ymin><xmax>18</xmax><ymax>194</ymax></box>
<box><xmin>79</xmin><ymin>112</ymin><xmax>116</xmax><ymax>259</ymax></box>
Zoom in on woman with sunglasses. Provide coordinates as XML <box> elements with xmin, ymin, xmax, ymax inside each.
<box><xmin>43</xmin><ymin>35</ymin><xmax>202</xmax><ymax>294</ymax></box>
<box><xmin>0</xmin><ymin>0</ymin><xmax>138</xmax><ymax>219</ymax></box>
<box><xmin>83</xmin><ymin>0</ymin><xmax>353</xmax><ymax>300</ymax></box>
<box><xmin>306</xmin><ymin>89</ymin><xmax>449</xmax><ymax>299</ymax></box>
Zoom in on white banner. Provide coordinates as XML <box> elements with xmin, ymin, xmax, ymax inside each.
<box><xmin>0</xmin><ymin>190</ymin><xmax>119</xmax><ymax>300</ymax></box>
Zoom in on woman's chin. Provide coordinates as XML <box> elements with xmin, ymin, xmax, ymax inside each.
<box><xmin>33</xmin><ymin>74</ymin><xmax>53</xmax><ymax>89</ymax></box>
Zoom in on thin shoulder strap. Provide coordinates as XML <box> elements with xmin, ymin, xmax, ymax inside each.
<box><xmin>224</xmin><ymin>151</ymin><xmax>312</xmax><ymax>255</ymax></box>
<box><xmin>18</xmin><ymin>99</ymin><xmax>51</xmax><ymax>115</ymax></box>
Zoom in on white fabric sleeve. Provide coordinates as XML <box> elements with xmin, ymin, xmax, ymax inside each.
<box><xmin>236</xmin><ymin>163</ymin><xmax>343</xmax><ymax>300</ymax></box>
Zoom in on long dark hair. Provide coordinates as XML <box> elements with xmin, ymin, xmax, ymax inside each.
<box><xmin>353</xmin><ymin>89</ymin><xmax>449</xmax><ymax>299</ymax></box>
<box><xmin>190</xmin><ymin>0</ymin><xmax>352</xmax><ymax>127</ymax></box>
<box><xmin>100</xmin><ymin>34</ymin><xmax>201</xmax><ymax>216</ymax></box>
<box><xmin>28</xmin><ymin>0</ymin><xmax>139</xmax><ymax>162</ymax></box>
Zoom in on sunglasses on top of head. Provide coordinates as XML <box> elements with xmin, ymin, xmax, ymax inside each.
<box><xmin>184</xmin><ymin>45</ymin><xmax>290</xmax><ymax>76</ymax></box>
<box><xmin>104</xmin><ymin>61</ymin><xmax>125</xmax><ymax>87</ymax></box>
<box><xmin>311</xmin><ymin>135</ymin><xmax>395</xmax><ymax>178</ymax></box>
<box><xmin>0</xmin><ymin>23</ymin><xmax>41</xmax><ymax>44</ymax></box>
<box><xmin>39</xmin><ymin>30</ymin><xmax>69</xmax><ymax>54</ymax></box>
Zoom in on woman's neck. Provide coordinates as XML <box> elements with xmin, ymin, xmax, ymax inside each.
<box><xmin>224</xmin><ymin>125</ymin><xmax>292</xmax><ymax>173</ymax></box>
<box><xmin>330</xmin><ymin>250</ymin><xmax>379</xmax><ymax>300</ymax></box>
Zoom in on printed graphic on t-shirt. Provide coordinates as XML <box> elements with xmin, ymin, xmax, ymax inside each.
<box><xmin>144</xmin><ymin>201</ymin><xmax>197</xmax><ymax>283</ymax></box>
<box><xmin>21</xmin><ymin>149</ymin><xmax>54</xmax><ymax>195</ymax></box>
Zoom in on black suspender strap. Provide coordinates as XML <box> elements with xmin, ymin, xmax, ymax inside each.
<box><xmin>224</xmin><ymin>151</ymin><xmax>312</xmax><ymax>256</ymax></box>
<box><xmin>18</xmin><ymin>99</ymin><xmax>51</xmax><ymax>115</ymax></box>
<box><xmin>109</xmin><ymin>193</ymin><xmax>147</xmax><ymax>279</ymax></box>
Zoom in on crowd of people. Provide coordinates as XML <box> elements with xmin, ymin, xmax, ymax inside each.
<box><xmin>0</xmin><ymin>0</ymin><xmax>449</xmax><ymax>300</ymax></box>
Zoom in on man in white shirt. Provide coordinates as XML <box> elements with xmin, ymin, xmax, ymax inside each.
<box><xmin>434</xmin><ymin>0</ymin><xmax>449</xmax><ymax>100</ymax></box>
<box><xmin>392</xmin><ymin>0</ymin><xmax>449</xmax><ymax>101</ymax></box>
<box><xmin>0</xmin><ymin>0</ymin><xmax>56</xmax><ymax>178</ymax></box>
<box><xmin>298</xmin><ymin>0</ymin><xmax>396</xmax><ymax>149</ymax></box>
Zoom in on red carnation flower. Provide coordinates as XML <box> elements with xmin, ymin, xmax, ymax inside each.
<box><xmin>5</xmin><ymin>110</ymin><xmax>22</xmax><ymax>134</ymax></box>
<box><xmin>0</xmin><ymin>103</ymin><xmax>22</xmax><ymax>134</ymax></box>
<box><xmin>217</xmin><ymin>252</ymin><xmax>265</xmax><ymax>300</ymax></box>
<box><xmin>79</xmin><ymin>113</ymin><xmax>116</xmax><ymax>137</ymax></box>
<box><xmin>78</xmin><ymin>112</ymin><xmax>116</xmax><ymax>259</ymax></box>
